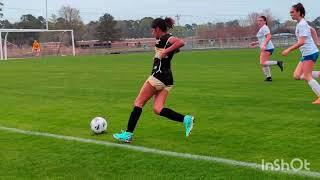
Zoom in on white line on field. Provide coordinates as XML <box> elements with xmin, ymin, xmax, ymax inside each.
<box><xmin>1</xmin><ymin>126</ymin><xmax>320</xmax><ymax>178</ymax></box>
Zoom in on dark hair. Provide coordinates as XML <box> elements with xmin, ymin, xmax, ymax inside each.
<box><xmin>151</xmin><ymin>17</ymin><xmax>175</xmax><ymax>32</ymax></box>
<box><xmin>292</xmin><ymin>3</ymin><xmax>306</xmax><ymax>17</ymax></box>
<box><xmin>259</xmin><ymin>16</ymin><xmax>268</xmax><ymax>25</ymax></box>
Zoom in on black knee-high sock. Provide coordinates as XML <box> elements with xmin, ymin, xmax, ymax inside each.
<box><xmin>126</xmin><ymin>106</ymin><xmax>142</xmax><ymax>133</ymax></box>
<box><xmin>160</xmin><ymin>108</ymin><xmax>184</xmax><ymax>122</ymax></box>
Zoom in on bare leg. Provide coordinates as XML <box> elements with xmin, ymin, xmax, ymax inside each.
<box><xmin>294</xmin><ymin>62</ymin><xmax>304</xmax><ymax>80</ymax></box>
<box><xmin>126</xmin><ymin>81</ymin><xmax>156</xmax><ymax>132</ymax></box>
<box><xmin>260</xmin><ymin>51</ymin><xmax>271</xmax><ymax>66</ymax></box>
<box><xmin>301</xmin><ymin>61</ymin><xmax>320</xmax><ymax>103</ymax></box>
<box><xmin>153</xmin><ymin>89</ymin><xmax>185</xmax><ymax>122</ymax></box>
<box><xmin>134</xmin><ymin>81</ymin><xmax>155</xmax><ymax>108</ymax></box>
<box><xmin>153</xmin><ymin>89</ymin><xmax>169</xmax><ymax>114</ymax></box>
<box><xmin>301</xmin><ymin>61</ymin><xmax>314</xmax><ymax>82</ymax></box>
<box><xmin>298</xmin><ymin>61</ymin><xmax>320</xmax><ymax>80</ymax></box>
<box><xmin>260</xmin><ymin>51</ymin><xmax>272</xmax><ymax>78</ymax></box>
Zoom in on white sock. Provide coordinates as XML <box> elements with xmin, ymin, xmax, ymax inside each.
<box><xmin>262</xmin><ymin>66</ymin><xmax>271</xmax><ymax>77</ymax></box>
<box><xmin>299</xmin><ymin>75</ymin><xmax>303</xmax><ymax>80</ymax></box>
<box><xmin>300</xmin><ymin>74</ymin><xmax>304</xmax><ymax>80</ymax></box>
<box><xmin>300</xmin><ymin>71</ymin><xmax>320</xmax><ymax>80</ymax></box>
<box><xmin>265</xmin><ymin>61</ymin><xmax>278</xmax><ymax>66</ymax></box>
<box><xmin>308</xmin><ymin>79</ymin><xmax>320</xmax><ymax>97</ymax></box>
<box><xmin>312</xmin><ymin>71</ymin><xmax>320</xmax><ymax>78</ymax></box>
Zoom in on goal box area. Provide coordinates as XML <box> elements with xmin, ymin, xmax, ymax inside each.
<box><xmin>0</xmin><ymin>29</ymin><xmax>76</xmax><ymax>60</ymax></box>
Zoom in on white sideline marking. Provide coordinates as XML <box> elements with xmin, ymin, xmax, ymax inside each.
<box><xmin>1</xmin><ymin>126</ymin><xmax>320</xmax><ymax>178</ymax></box>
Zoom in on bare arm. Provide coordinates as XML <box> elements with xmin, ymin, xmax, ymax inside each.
<box><xmin>161</xmin><ymin>37</ymin><xmax>185</xmax><ymax>58</ymax></box>
<box><xmin>282</xmin><ymin>37</ymin><xmax>305</xmax><ymax>56</ymax></box>
<box><xmin>310</xmin><ymin>27</ymin><xmax>320</xmax><ymax>46</ymax></box>
<box><xmin>262</xmin><ymin>33</ymin><xmax>272</xmax><ymax>50</ymax></box>
<box><xmin>249</xmin><ymin>41</ymin><xmax>259</xmax><ymax>48</ymax></box>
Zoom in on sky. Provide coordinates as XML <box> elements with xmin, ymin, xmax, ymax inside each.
<box><xmin>2</xmin><ymin>0</ymin><xmax>320</xmax><ymax>24</ymax></box>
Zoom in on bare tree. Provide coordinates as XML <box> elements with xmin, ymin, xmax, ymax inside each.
<box><xmin>56</xmin><ymin>6</ymin><xmax>85</xmax><ymax>40</ymax></box>
<box><xmin>247</xmin><ymin>9</ymin><xmax>275</xmax><ymax>34</ymax></box>
<box><xmin>262</xmin><ymin>9</ymin><xmax>275</xmax><ymax>28</ymax></box>
<box><xmin>59</xmin><ymin>6</ymin><xmax>82</xmax><ymax>28</ymax></box>
<box><xmin>248</xmin><ymin>13</ymin><xmax>259</xmax><ymax>25</ymax></box>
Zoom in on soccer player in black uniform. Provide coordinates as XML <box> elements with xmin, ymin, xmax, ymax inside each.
<box><xmin>113</xmin><ymin>17</ymin><xmax>194</xmax><ymax>143</ymax></box>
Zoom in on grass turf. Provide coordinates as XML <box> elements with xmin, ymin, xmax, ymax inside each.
<box><xmin>0</xmin><ymin>49</ymin><xmax>319</xmax><ymax>179</ymax></box>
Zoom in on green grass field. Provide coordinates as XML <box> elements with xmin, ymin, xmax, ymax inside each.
<box><xmin>0</xmin><ymin>49</ymin><xmax>320</xmax><ymax>179</ymax></box>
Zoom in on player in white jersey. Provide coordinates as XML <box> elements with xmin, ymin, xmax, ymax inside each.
<box><xmin>282</xmin><ymin>3</ymin><xmax>320</xmax><ymax>104</ymax></box>
<box><xmin>250</xmin><ymin>16</ymin><xmax>283</xmax><ymax>82</ymax></box>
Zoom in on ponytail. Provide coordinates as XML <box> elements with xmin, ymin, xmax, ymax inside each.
<box><xmin>292</xmin><ymin>3</ymin><xmax>306</xmax><ymax>17</ymax></box>
<box><xmin>151</xmin><ymin>17</ymin><xmax>175</xmax><ymax>32</ymax></box>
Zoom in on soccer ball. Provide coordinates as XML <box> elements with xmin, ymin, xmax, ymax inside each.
<box><xmin>90</xmin><ymin>117</ymin><xmax>107</xmax><ymax>134</ymax></box>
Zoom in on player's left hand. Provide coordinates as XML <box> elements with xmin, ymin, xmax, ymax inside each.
<box><xmin>261</xmin><ymin>45</ymin><xmax>266</xmax><ymax>51</ymax></box>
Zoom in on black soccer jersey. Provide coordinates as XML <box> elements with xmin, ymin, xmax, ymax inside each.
<box><xmin>151</xmin><ymin>34</ymin><xmax>179</xmax><ymax>86</ymax></box>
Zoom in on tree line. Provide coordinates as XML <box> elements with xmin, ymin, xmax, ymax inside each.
<box><xmin>0</xmin><ymin>4</ymin><xmax>320</xmax><ymax>46</ymax></box>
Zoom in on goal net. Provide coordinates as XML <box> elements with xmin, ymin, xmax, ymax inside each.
<box><xmin>0</xmin><ymin>29</ymin><xmax>76</xmax><ymax>60</ymax></box>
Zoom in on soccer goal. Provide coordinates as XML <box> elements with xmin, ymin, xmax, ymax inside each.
<box><xmin>0</xmin><ymin>29</ymin><xmax>76</xmax><ymax>60</ymax></box>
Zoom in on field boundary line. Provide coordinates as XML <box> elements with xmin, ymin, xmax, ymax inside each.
<box><xmin>1</xmin><ymin>126</ymin><xmax>320</xmax><ymax>178</ymax></box>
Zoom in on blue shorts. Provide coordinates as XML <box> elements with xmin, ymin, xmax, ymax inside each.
<box><xmin>265</xmin><ymin>49</ymin><xmax>274</xmax><ymax>55</ymax></box>
<box><xmin>300</xmin><ymin>52</ymin><xmax>319</xmax><ymax>62</ymax></box>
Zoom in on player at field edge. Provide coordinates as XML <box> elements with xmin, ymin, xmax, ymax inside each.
<box><xmin>32</xmin><ymin>40</ymin><xmax>41</xmax><ymax>57</ymax></box>
<box><xmin>250</xmin><ymin>16</ymin><xmax>284</xmax><ymax>82</ymax></box>
<box><xmin>113</xmin><ymin>17</ymin><xmax>194</xmax><ymax>143</ymax></box>
<box><xmin>282</xmin><ymin>3</ymin><xmax>320</xmax><ymax>104</ymax></box>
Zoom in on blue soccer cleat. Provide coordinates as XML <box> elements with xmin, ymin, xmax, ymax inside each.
<box><xmin>183</xmin><ymin>115</ymin><xmax>194</xmax><ymax>137</ymax></box>
<box><xmin>113</xmin><ymin>130</ymin><xmax>133</xmax><ymax>143</ymax></box>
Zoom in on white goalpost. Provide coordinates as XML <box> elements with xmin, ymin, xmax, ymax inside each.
<box><xmin>0</xmin><ymin>29</ymin><xmax>76</xmax><ymax>60</ymax></box>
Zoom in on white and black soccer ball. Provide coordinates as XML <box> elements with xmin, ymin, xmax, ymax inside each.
<box><xmin>90</xmin><ymin>117</ymin><xmax>107</xmax><ymax>134</ymax></box>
